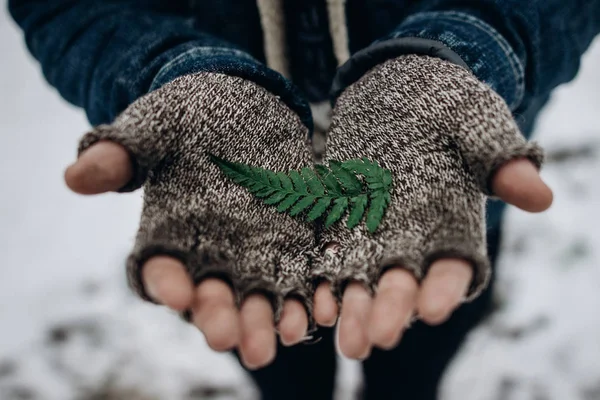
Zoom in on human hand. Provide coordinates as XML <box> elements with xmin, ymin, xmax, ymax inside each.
<box><xmin>65</xmin><ymin>73</ymin><xmax>317</xmax><ymax>369</ymax></box>
<box><xmin>308</xmin><ymin>55</ymin><xmax>553</xmax><ymax>359</ymax></box>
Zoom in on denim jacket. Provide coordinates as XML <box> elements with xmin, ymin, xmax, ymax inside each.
<box><xmin>8</xmin><ymin>0</ymin><xmax>600</xmax><ymax>228</ymax></box>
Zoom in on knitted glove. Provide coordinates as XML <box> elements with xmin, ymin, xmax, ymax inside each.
<box><xmin>313</xmin><ymin>55</ymin><xmax>543</xmax><ymax>300</ymax></box>
<box><xmin>78</xmin><ymin>73</ymin><xmax>316</xmax><ymax>322</ymax></box>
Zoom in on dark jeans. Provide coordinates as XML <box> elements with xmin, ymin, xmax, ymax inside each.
<box><xmin>240</xmin><ymin>228</ymin><xmax>500</xmax><ymax>400</ymax></box>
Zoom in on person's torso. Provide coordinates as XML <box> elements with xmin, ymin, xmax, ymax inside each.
<box><xmin>184</xmin><ymin>0</ymin><xmax>420</xmax><ymax>103</ymax></box>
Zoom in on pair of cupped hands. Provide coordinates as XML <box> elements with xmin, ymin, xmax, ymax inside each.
<box><xmin>64</xmin><ymin>55</ymin><xmax>552</xmax><ymax>370</ymax></box>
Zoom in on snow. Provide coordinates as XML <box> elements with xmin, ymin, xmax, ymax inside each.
<box><xmin>1</xmin><ymin>7</ymin><xmax>599</xmax><ymax>400</ymax></box>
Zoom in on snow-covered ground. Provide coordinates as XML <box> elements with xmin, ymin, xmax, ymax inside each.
<box><xmin>1</xmin><ymin>8</ymin><xmax>599</xmax><ymax>400</ymax></box>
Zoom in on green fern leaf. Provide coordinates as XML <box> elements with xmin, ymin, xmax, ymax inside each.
<box><xmin>245</xmin><ymin>164</ymin><xmax>259</xmax><ymax>179</ymax></box>
<box><xmin>209</xmin><ymin>155</ymin><xmax>240</xmax><ymax>175</ymax></box>
<box><xmin>290</xmin><ymin>195</ymin><xmax>316</xmax><ymax>216</ymax></box>
<box><xmin>365</xmin><ymin>175</ymin><xmax>382</xmax><ymax>184</ymax></box>
<box><xmin>278</xmin><ymin>172</ymin><xmax>293</xmax><ymax>191</ymax></box>
<box><xmin>325</xmin><ymin>197</ymin><xmax>349</xmax><ymax>228</ymax></box>
<box><xmin>341</xmin><ymin>159</ymin><xmax>372</xmax><ymax>176</ymax></box>
<box><xmin>315</xmin><ymin>165</ymin><xmax>343</xmax><ymax>195</ymax></box>
<box><xmin>255</xmin><ymin>187</ymin><xmax>277</xmax><ymax>198</ymax></box>
<box><xmin>329</xmin><ymin>161</ymin><xmax>362</xmax><ymax>195</ymax></box>
<box><xmin>212</xmin><ymin>157</ymin><xmax>263</xmax><ymax>191</ymax></box>
<box><xmin>277</xmin><ymin>194</ymin><xmax>302</xmax><ymax>212</ymax></box>
<box><xmin>307</xmin><ymin>197</ymin><xmax>332</xmax><ymax>221</ymax></box>
<box><xmin>249</xmin><ymin>181</ymin><xmax>266</xmax><ymax>192</ymax></box>
<box><xmin>210</xmin><ymin>154</ymin><xmax>393</xmax><ymax>233</ymax></box>
<box><xmin>289</xmin><ymin>170</ymin><xmax>308</xmax><ymax>193</ymax></box>
<box><xmin>255</xmin><ymin>168</ymin><xmax>270</xmax><ymax>186</ymax></box>
<box><xmin>301</xmin><ymin>167</ymin><xmax>325</xmax><ymax>196</ymax></box>
<box><xmin>366</xmin><ymin>190</ymin><xmax>391</xmax><ymax>233</ymax></box>
<box><xmin>368</xmin><ymin>182</ymin><xmax>386</xmax><ymax>190</ymax></box>
<box><xmin>264</xmin><ymin>191</ymin><xmax>288</xmax><ymax>205</ymax></box>
<box><xmin>267</xmin><ymin>171</ymin><xmax>282</xmax><ymax>189</ymax></box>
<box><xmin>347</xmin><ymin>194</ymin><xmax>368</xmax><ymax>229</ymax></box>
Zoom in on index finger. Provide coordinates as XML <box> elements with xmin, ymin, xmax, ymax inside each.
<box><xmin>417</xmin><ymin>258</ymin><xmax>473</xmax><ymax>325</ymax></box>
<box><xmin>143</xmin><ymin>256</ymin><xmax>194</xmax><ymax>311</ymax></box>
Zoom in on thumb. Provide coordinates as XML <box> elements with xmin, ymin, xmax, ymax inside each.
<box><xmin>492</xmin><ymin>158</ymin><xmax>553</xmax><ymax>213</ymax></box>
<box><xmin>64</xmin><ymin>140</ymin><xmax>133</xmax><ymax>195</ymax></box>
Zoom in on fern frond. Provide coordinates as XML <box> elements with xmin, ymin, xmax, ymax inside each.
<box><xmin>278</xmin><ymin>172</ymin><xmax>293</xmax><ymax>191</ymax></box>
<box><xmin>267</xmin><ymin>171</ymin><xmax>282</xmax><ymax>189</ymax></box>
<box><xmin>301</xmin><ymin>168</ymin><xmax>325</xmax><ymax>196</ymax></box>
<box><xmin>307</xmin><ymin>197</ymin><xmax>332</xmax><ymax>221</ymax></box>
<box><xmin>210</xmin><ymin>154</ymin><xmax>393</xmax><ymax>233</ymax></box>
<box><xmin>347</xmin><ymin>194</ymin><xmax>368</xmax><ymax>229</ymax></box>
<box><xmin>315</xmin><ymin>165</ymin><xmax>343</xmax><ymax>195</ymax></box>
<box><xmin>290</xmin><ymin>195</ymin><xmax>316</xmax><ymax>216</ymax></box>
<box><xmin>325</xmin><ymin>197</ymin><xmax>349</xmax><ymax>228</ymax></box>
<box><xmin>366</xmin><ymin>190</ymin><xmax>391</xmax><ymax>233</ymax></box>
<box><xmin>277</xmin><ymin>194</ymin><xmax>302</xmax><ymax>212</ymax></box>
<box><xmin>329</xmin><ymin>161</ymin><xmax>362</xmax><ymax>195</ymax></box>
<box><xmin>289</xmin><ymin>170</ymin><xmax>307</xmax><ymax>193</ymax></box>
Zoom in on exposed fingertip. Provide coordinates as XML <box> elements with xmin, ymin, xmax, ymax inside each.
<box><xmin>418</xmin><ymin>259</ymin><xmax>471</xmax><ymax>325</ymax></box>
<box><xmin>313</xmin><ymin>283</ymin><xmax>338</xmax><ymax>327</ymax></box>
<box><xmin>337</xmin><ymin>282</ymin><xmax>372</xmax><ymax>359</ymax></box>
<box><xmin>196</xmin><ymin>278</ymin><xmax>237</xmax><ymax>305</ymax></box>
<box><xmin>64</xmin><ymin>161</ymin><xmax>90</xmax><ymax>194</ymax></box>
<box><xmin>199</xmin><ymin>307</ymin><xmax>240</xmax><ymax>352</ymax></box>
<box><xmin>367</xmin><ymin>301</ymin><xmax>406</xmax><ymax>350</ymax></box>
<box><xmin>240</xmin><ymin>295</ymin><xmax>277</xmax><ymax>369</ymax></box>
<box><xmin>65</xmin><ymin>141</ymin><xmax>133</xmax><ymax>195</ymax></box>
<box><xmin>241</xmin><ymin>329</ymin><xmax>277</xmax><ymax>370</ymax></box>
<box><xmin>492</xmin><ymin>158</ymin><xmax>554</xmax><ymax>213</ymax></box>
<box><xmin>418</xmin><ymin>305</ymin><xmax>452</xmax><ymax>326</ymax></box>
<box><xmin>359</xmin><ymin>345</ymin><xmax>372</xmax><ymax>361</ymax></box>
<box><xmin>368</xmin><ymin>322</ymin><xmax>399</xmax><ymax>350</ymax></box>
<box><xmin>143</xmin><ymin>256</ymin><xmax>194</xmax><ymax>310</ymax></box>
<box><xmin>378</xmin><ymin>268</ymin><xmax>419</xmax><ymax>292</ymax></box>
<box><xmin>314</xmin><ymin>306</ymin><xmax>338</xmax><ymax>327</ymax></box>
<box><xmin>529</xmin><ymin>181</ymin><xmax>554</xmax><ymax>212</ymax></box>
<box><xmin>278</xmin><ymin>300</ymin><xmax>308</xmax><ymax>346</ymax></box>
<box><xmin>338</xmin><ymin>316</ymin><xmax>370</xmax><ymax>360</ymax></box>
<box><xmin>368</xmin><ymin>268</ymin><xmax>416</xmax><ymax>350</ymax></box>
<box><xmin>426</xmin><ymin>259</ymin><xmax>473</xmax><ymax>284</ymax></box>
<box><xmin>417</xmin><ymin>291</ymin><xmax>454</xmax><ymax>325</ymax></box>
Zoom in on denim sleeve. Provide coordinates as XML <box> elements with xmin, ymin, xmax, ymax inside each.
<box><xmin>335</xmin><ymin>1</ymin><xmax>600</xmax><ymax>128</ymax></box>
<box><xmin>8</xmin><ymin>0</ymin><xmax>312</xmax><ymax>128</ymax></box>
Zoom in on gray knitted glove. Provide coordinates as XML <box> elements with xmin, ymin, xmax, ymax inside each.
<box><xmin>313</xmin><ymin>55</ymin><xmax>543</xmax><ymax>301</ymax></box>
<box><xmin>78</xmin><ymin>73</ymin><xmax>315</xmax><ymax>321</ymax></box>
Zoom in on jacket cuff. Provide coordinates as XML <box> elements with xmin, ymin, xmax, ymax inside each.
<box><xmin>151</xmin><ymin>47</ymin><xmax>313</xmax><ymax>132</ymax></box>
<box><xmin>332</xmin><ymin>11</ymin><xmax>525</xmax><ymax>111</ymax></box>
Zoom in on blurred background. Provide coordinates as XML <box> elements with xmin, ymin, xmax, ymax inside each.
<box><xmin>1</xmin><ymin>6</ymin><xmax>600</xmax><ymax>400</ymax></box>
